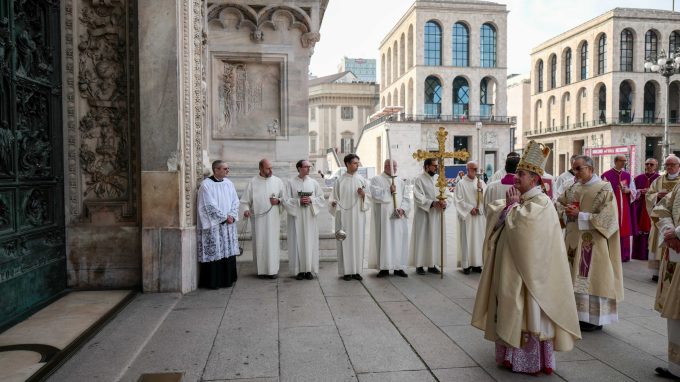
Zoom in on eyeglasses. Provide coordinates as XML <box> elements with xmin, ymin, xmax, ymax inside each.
<box><xmin>645</xmin><ymin>163</ymin><xmax>656</xmax><ymax>166</ymax></box>
<box><xmin>574</xmin><ymin>166</ymin><xmax>591</xmax><ymax>171</ymax></box>
<box><xmin>666</xmin><ymin>163</ymin><xmax>680</xmax><ymax>167</ymax></box>
<box><xmin>300</xmin><ymin>166</ymin><xmax>312</xmax><ymax>168</ymax></box>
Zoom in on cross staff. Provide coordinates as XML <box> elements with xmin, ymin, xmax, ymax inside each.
<box><xmin>412</xmin><ymin>126</ymin><xmax>470</xmax><ymax>278</ymax></box>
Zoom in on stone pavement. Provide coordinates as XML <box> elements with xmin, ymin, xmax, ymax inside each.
<box><xmin>49</xmin><ymin>259</ymin><xmax>667</xmax><ymax>382</ymax></box>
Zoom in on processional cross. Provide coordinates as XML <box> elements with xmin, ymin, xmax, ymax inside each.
<box><xmin>412</xmin><ymin>126</ymin><xmax>470</xmax><ymax>278</ymax></box>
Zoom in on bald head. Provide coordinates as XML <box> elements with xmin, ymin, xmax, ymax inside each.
<box><xmin>259</xmin><ymin>158</ymin><xmax>273</xmax><ymax>178</ymax></box>
<box><xmin>466</xmin><ymin>161</ymin><xmax>479</xmax><ymax>179</ymax></box>
<box><xmin>383</xmin><ymin>159</ymin><xmax>398</xmax><ymax>176</ymax></box>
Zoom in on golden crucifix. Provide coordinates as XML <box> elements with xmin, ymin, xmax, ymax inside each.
<box><xmin>412</xmin><ymin>126</ymin><xmax>470</xmax><ymax>278</ymax></box>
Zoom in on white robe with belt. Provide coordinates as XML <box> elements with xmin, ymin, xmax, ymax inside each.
<box><xmin>455</xmin><ymin>176</ymin><xmax>487</xmax><ymax>268</ymax></box>
<box><xmin>368</xmin><ymin>173</ymin><xmax>411</xmax><ymax>270</ymax></box>
<box><xmin>330</xmin><ymin>173</ymin><xmax>370</xmax><ymax>275</ymax></box>
<box><xmin>409</xmin><ymin>173</ymin><xmax>452</xmax><ymax>268</ymax></box>
<box><xmin>284</xmin><ymin>176</ymin><xmax>326</xmax><ymax>274</ymax></box>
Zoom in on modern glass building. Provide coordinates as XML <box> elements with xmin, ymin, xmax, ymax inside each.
<box><xmin>338</xmin><ymin>57</ymin><xmax>377</xmax><ymax>83</ymax></box>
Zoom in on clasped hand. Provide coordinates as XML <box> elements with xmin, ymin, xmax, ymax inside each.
<box><xmin>505</xmin><ymin>187</ymin><xmax>520</xmax><ymax>207</ymax></box>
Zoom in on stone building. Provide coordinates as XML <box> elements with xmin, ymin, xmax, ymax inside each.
<box><xmin>527</xmin><ymin>8</ymin><xmax>680</xmax><ymax>176</ymax></box>
<box><xmin>0</xmin><ymin>0</ymin><xmax>328</xmax><ymax>329</ymax></box>
<box><xmin>308</xmin><ymin>71</ymin><xmax>379</xmax><ymax>173</ymax></box>
<box><xmin>356</xmin><ymin>0</ymin><xmax>514</xmax><ymax>180</ymax></box>
<box><xmin>507</xmin><ymin>73</ymin><xmax>531</xmax><ymax>151</ymax></box>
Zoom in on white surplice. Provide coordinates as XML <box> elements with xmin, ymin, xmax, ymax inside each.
<box><xmin>240</xmin><ymin>175</ymin><xmax>285</xmax><ymax>276</ymax></box>
<box><xmin>197</xmin><ymin>177</ymin><xmax>240</xmax><ymax>263</ymax></box>
<box><xmin>330</xmin><ymin>173</ymin><xmax>370</xmax><ymax>276</ymax></box>
<box><xmin>283</xmin><ymin>176</ymin><xmax>326</xmax><ymax>275</ymax></box>
<box><xmin>409</xmin><ymin>172</ymin><xmax>453</xmax><ymax>268</ymax></box>
<box><xmin>454</xmin><ymin>176</ymin><xmax>487</xmax><ymax>268</ymax></box>
<box><xmin>367</xmin><ymin>173</ymin><xmax>412</xmax><ymax>270</ymax></box>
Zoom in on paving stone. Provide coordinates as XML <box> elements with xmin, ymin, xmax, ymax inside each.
<box><xmin>119</xmin><ymin>307</ymin><xmax>224</xmax><ymax>382</ymax></box>
<box><xmin>389</xmin><ymin>277</ymin><xmax>470</xmax><ymax>326</ymax></box>
<box><xmin>280</xmin><ymin>326</ymin><xmax>356</xmax><ymax>382</ymax></box>
<box><xmin>173</xmin><ymin>287</ymin><xmax>232</xmax><ymax>310</ymax></box>
<box><xmin>433</xmin><ymin>367</ymin><xmax>494</xmax><ymax>382</ymax></box>
<box><xmin>617</xmin><ymin>300</ymin><xmax>659</xmax><ymax>318</ymax></box>
<box><xmin>202</xmin><ymin>324</ymin><xmax>278</xmax><ymax>380</ymax></box>
<box><xmin>278</xmin><ymin>277</ymin><xmax>334</xmax><ymax>329</ymax></box>
<box><xmin>326</xmin><ymin>296</ymin><xmax>424</xmax><ymax>373</ymax></box>
<box><xmin>360</xmin><ymin>274</ymin><xmax>408</xmax><ymax>302</ymax></box>
<box><xmin>357</xmin><ymin>370</ymin><xmax>435</xmax><ymax>382</ymax></box>
<box><xmin>318</xmin><ymin>264</ymin><xmax>370</xmax><ymax>297</ymax></box>
<box><xmin>48</xmin><ymin>293</ymin><xmax>181</xmax><ymax>382</ymax></box>
<box><xmin>554</xmin><ymin>346</ymin><xmax>594</xmax><ymax>362</ymax></box>
<box><xmin>624</xmin><ymin>315</ymin><xmax>667</xmax><ymax>336</ymax></box>
<box><xmin>451</xmin><ymin>298</ymin><xmax>475</xmax><ymax>314</ymax></box>
<box><xmin>602</xmin><ymin>317</ymin><xmax>668</xmax><ymax>356</ymax></box>
<box><xmin>418</xmin><ymin>274</ymin><xmax>478</xmax><ymax>299</ymax></box>
<box><xmin>556</xmin><ymin>360</ymin><xmax>634</xmax><ymax>382</ymax></box>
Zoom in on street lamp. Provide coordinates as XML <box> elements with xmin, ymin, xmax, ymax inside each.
<box><xmin>644</xmin><ymin>49</ymin><xmax>680</xmax><ymax>159</ymax></box>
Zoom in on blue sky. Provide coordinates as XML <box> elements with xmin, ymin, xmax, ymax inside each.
<box><xmin>309</xmin><ymin>0</ymin><xmax>675</xmax><ymax>78</ymax></box>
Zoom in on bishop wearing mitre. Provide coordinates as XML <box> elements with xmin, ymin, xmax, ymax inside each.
<box><xmin>472</xmin><ymin>141</ymin><xmax>580</xmax><ymax>376</ymax></box>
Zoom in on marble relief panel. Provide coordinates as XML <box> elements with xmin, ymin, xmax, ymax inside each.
<box><xmin>211</xmin><ymin>54</ymin><xmax>286</xmax><ymax>140</ymax></box>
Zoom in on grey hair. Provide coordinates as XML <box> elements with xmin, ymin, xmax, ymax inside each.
<box><xmin>574</xmin><ymin>155</ymin><xmax>594</xmax><ymax>168</ymax></box>
<box><xmin>212</xmin><ymin>160</ymin><xmax>227</xmax><ymax>172</ymax></box>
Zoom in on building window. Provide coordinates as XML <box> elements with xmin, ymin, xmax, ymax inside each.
<box><xmin>340</xmin><ymin>137</ymin><xmax>354</xmax><ymax>153</ymax></box>
<box><xmin>453</xmin><ymin>76</ymin><xmax>470</xmax><ymax>118</ymax></box>
<box><xmin>598</xmin><ymin>85</ymin><xmax>607</xmax><ymax>123</ymax></box>
<box><xmin>598</xmin><ymin>35</ymin><xmax>607</xmax><ymax>75</ymax></box>
<box><xmin>537</xmin><ymin>60</ymin><xmax>544</xmax><ymax>93</ymax></box>
<box><xmin>645</xmin><ymin>30</ymin><xmax>658</xmax><ymax>73</ymax></box>
<box><xmin>644</xmin><ymin>81</ymin><xmax>656</xmax><ymax>123</ymax></box>
<box><xmin>620</xmin><ymin>29</ymin><xmax>633</xmax><ymax>72</ymax></box>
<box><xmin>452</xmin><ymin>22</ymin><xmax>469</xmax><ymax>67</ymax></box>
<box><xmin>453</xmin><ymin>136</ymin><xmax>469</xmax><ymax>164</ymax></box>
<box><xmin>480</xmin><ymin>23</ymin><xmax>497</xmax><ymax>68</ymax></box>
<box><xmin>425</xmin><ymin>21</ymin><xmax>442</xmax><ymax>66</ymax></box>
<box><xmin>619</xmin><ymin>81</ymin><xmax>633</xmax><ymax>123</ymax></box>
<box><xmin>582</xmin><ymin>112</ymin><xmax>586</xmax><ymax>123</ymax></box>
<box><xmin>424</xmin><ymin>76</ymin><xmax>442</xmax><ymax>117</ymax></box>
<box><xmin>670</xmin><ymin>31</ymin><xmax>680</xmax><ymax>54</ymax></box>
<box><xmin>550</xmin><ymin>55</ymin><xmax>557</xmax><ymax>89</ymax></box>
<box><xmin>310</xmin><ymin>107</ymin><xmax>316</xmax><ymax>121</ymax></box>
<box><xmin>480</xmin><ymin>78</ymin><xmax>492</xmax><ymax>117</ymax></box>
<box><xmin>566</xmin><ymin>116</ymin><xmax>570</xmax><ymax>127</ymax></box>
<box><xmin>309</xmin><ymin>133</ymin><xmax>317</xmax><ymax>153</ymax></box>
<box><xmin>341</xmin><ymin>106</ymin><xmax>353</xmax><ymax>120</ymax></box>
<box><xmin>564</xmin><ymin>48</ymin><xmax>572</xmax><ymax>85</ymax></box>
<box><xmin>580</xmin><ymin>42</ymin><xmax>588</xmax><ymax>80</ymax></box>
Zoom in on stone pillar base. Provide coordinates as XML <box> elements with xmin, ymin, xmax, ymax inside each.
<box><xmin>142</xmin><ymin>227</ymin><xmax>197</xmax><ymax>293</ymax></box>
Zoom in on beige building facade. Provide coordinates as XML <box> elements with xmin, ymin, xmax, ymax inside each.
<box><xmin>308</xmin><ymin>72</ymin><xmax>379</xmax><ymax>173</ymax></box>
<box><xmin>528</xmin><ymin>8</ymin><xmax>680</xmax><ymax>176</ymax></box>
<box><xmin>357</xmin><ymin>0</ymin><xmax>513</xmax><ymax>180</ymax></box>
<box><xmin>507</xmin><ymin>73</ymin><xmax>530</xmax><ymax>151</ymax></box>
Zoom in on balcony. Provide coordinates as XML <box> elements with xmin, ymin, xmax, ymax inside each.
<box><xmin>524</xmin><ymin>117</ymin><xmax>674</xmax><ymax>137</ymax></box>
<box><xmin>363</xmin><ymin>114</ymin><xmax>515</xmax><ymax>131</ymax></box>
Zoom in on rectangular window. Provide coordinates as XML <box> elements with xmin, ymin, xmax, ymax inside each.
<box><xmin>341</xmin><ymin>106</ymin><xmax>353</xmax><ymax>120</ymax></box>
<box><xmin>341</xmin><ymin>138</ymin><xmax>354</xmax><ymax>154</ymax></box>
<box><xmin>310</xmin><ymin>107</ymin><xmax>316</xmax><ymax>121</ymax></box>
<box><xmin>453</xmin><ymin>136</ymin><xmax>469</xmax><ymax>164</ymax></box>
<box><xmin>310</xmin><ymin>135</ymin><xmax>317</xmax><ymax>153</ymax></box>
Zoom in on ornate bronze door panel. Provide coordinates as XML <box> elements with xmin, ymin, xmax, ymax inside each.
<box><xmin>0</xmin><ymin>0</ymin><xmax>64</xmax><ymax>329</ymax></box>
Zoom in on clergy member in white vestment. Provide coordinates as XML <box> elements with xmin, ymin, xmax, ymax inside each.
<box><xmin>489</xmin><ymin>152</ymin><xmax>520</xmax><ymax>182</ymax></box>
<box><xmin>197</xmin><ymin>160</ymin><xmax>240</xmax><ymax>289</ymax></box>
<box><xmin>554</xmin><ymin>155</ymin><xmax>577</xmax><ymax>201</ymax></box>
<box><xmin>241</xmin><ymin>158</ymin><xmax>285</xmax><ymax>279</ymax></box>
<box><xmin>455</xmin><ymin>161</ymin><xmax>487</xmax><ymax>274</ymax></box>
<box><xmin>651</xmin><ymin>183</ymin><xmax>680</xmax><ymax>380</ymax></box>
<box><xmin>483</xmin><ymin>156</ymin><xmax>519</xmax><ymax>217</ymax></box>
<box><xmin>409</xmin><ymin>158</ymin><xmax>452</xmax><ymax>275</ymax></box>
<box><xmin>472</xmin><ymin>140</ymin><xmax>581</xmax><ymax>376</ymax></box>
<box><xmin>284</xmin><ymin>160</ymin><xmax>326</xmax><ymax>280</ymax></box>
<box><xmin>330</xmin><ymin>154</ymin><xmax>370</xmax><ymax>281</ymax></box>
<box><xmin>368</xmin><ymin>160</ymin><xmax>411</xmax><ymax>277</ymax></box>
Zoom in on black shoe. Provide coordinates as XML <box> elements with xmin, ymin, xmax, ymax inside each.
<box><xmin>377</xmin><ymin>270</ymin><xmax>389</xmax><ymax>278</ymax></box>
<box><xmin>343</xmin><ymin>275</ymin><xmax>352</xmax><ymax>281</ymax></box>
<box><xmin>258</xmin><ymin>275</ymin><xmax>267</xmax><ymax>279</ymax></box>
<box><xmin>305</xmin><ymin>272</ymin><xmax>313</xmax><ymax>280</ymax></box>
<box><xmin>655</xmin><ymin>367</ymin><xmax>680</xmax><ymax>380</ymax></box>
<box><xmin>416</xmin><ymin>267</ymin><xmax>426</xmax><ymax>275</ymax></box>
<box><xmin>579</xmin><ymin>321</ymin><xmax>602</xmax><ymax>332</ymax></box>
<box><xmin>652</xmin><ymin>275</ymin><xmax>659</xmax><ymax>282</ymax></box>
<box><xmin>296</xmin><ymin>273</ymin><xmax>304</xmax><ymax>280</ymax></box>
<box><xmin>428</xmin><ymin>267</ymin><xmax>441</xmax><ymax>274</ymax></box>
<box><xmin>268</xmin><ymin>274</ymin><xmax>278</xmax><ymax>279</ymax></box>
<box><xmin>394</xmin><ymin>269</ymin><xmax>408</xmax><ymax>278</ymax></box>
<box><xmin>472</xmin><ymin>266</ymin><xmax>482</xmax><ymax>273</ymax></box>
<box><xmin>352</xmin><ymin>274</ymin><xmax>363</xmax><ymax>281</ymax></box>
<box><xmin>462</xmin><ymin>267</ymin><xmax>471</xmax><ymax>275</ymax></box>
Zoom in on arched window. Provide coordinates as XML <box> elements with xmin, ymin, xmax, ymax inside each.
<box><xmin>598</xmin><ymin>35</ymin><xmax>607</xmax><ymax>75</ymax></box>
<box><xmin>480</xmin><ymin>23</ymin><xmax>497</xmax><ymax>68</ymax></box>
<box><xmin>670</xmin><ymin>31</ymin><xmax>680</xmax><ymax>53</ymax></box>
<box><xmin>598</xmin><ymin>85</ymin><xmax>606</xmax><ymax>123</ymax></box>
<box><xmin>644</xmin><ymin>82</ymin><xmax>657</xmax><ymax>123</ymax></box>
<box><xmin>424</xmin><ymin>76</ymin><xmax>442</xmax><ymax>116</ymax></box>
<box><xmin>386</xmin><ymin>48</ymin><xmax>392</xmax><ymax>85</ymax></box>
<box><xmin>645</xmin><ymin>30</ymin><xmax>658</xmax><ymax>73</ymax></box>
<box><xmin>452</xmin><ymin>22</ymin><xmax>469</xmax><ymax>67</ymax></box>
<box><xmin>399</xmin><ymin>33</ymin><xmax>405</xmax><ymax>76</ymax></box>
<box><xmin>537</xmin><ymin>60</ymin><xmax>544</xmax><ymax>93</ymax></box>
<box><xmin>453</xmin><ymin>77</ymin><xmax>470</xmax><ymax>117</ymax></box>
<box><xmin>424</xmin><ymin>21</ymin><xmax>442</xmax><ymax>66</ymax></box>
<box><xmin>550</xmin><ymin>55</ymin><xmax>557</xmax><ymax>89</ymax></box>
<box><xmin>564</xmin><ymin>48</ymin><xmax>572</xmax><ymax>85</ymax></box>
<box><xmin>480</xmin><ymin>78</ymin><xmax>493</xmax><ymax>117</ymax></box>
<box><xmin>619</xmin><ymin>81</ymin><xmax>633</xmax><ymax>123</ymax></box>
<box><xmin>580</xmin><ymin>42</ymin><xmax>588</xmax><ymax>80</ymax></box>
<box><xmin>408</xmin><ymin>25</ymin><xmax>414</xmax><ymax>68</ymax></box>
<box><xmin>620</xmin><ymin>29</ymin><xmax>633</xmax><ymax>72</ymax></box>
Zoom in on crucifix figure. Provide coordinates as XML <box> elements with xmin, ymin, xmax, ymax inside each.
<box><xmin>412</xmin><ymin>126</ymin><xmax>470</xmax><ymax>278</ymax></box>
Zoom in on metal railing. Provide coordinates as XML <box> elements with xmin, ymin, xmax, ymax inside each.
<box><xmin>363</xmin><ymin>114</ymin><xmax>515</xmax><ymax>130</ymax></box>
<box><xmin>524</xmin><ymin>117</ymin><xmax>676</xmax><ymax>136</ymax></box>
